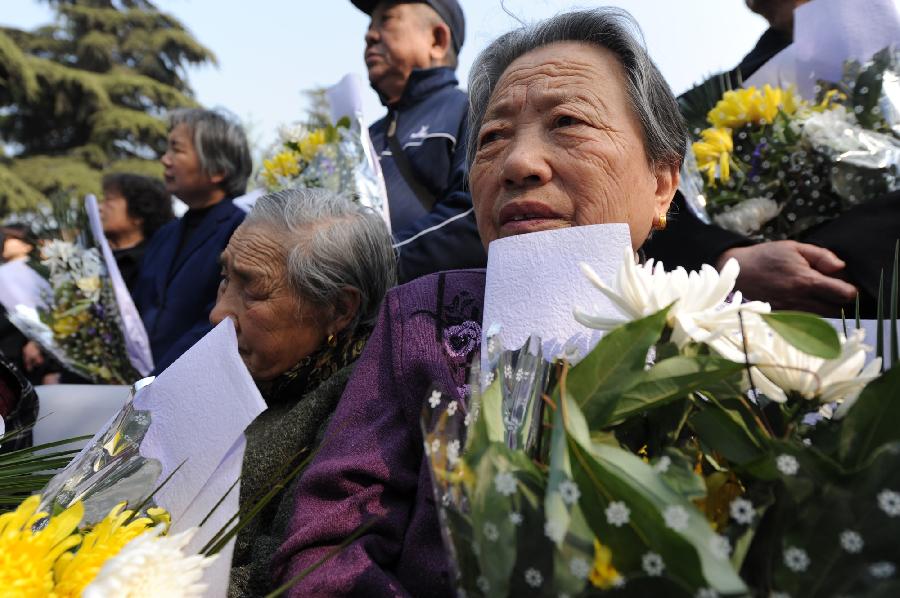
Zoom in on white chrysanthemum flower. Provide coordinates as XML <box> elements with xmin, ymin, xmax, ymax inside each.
<box><xmin>544</xmin><ymin>519</ymin><xmax>566</xmax><ymax>543</ymax></box>
<box><xmin>41</xmin><ymin>239</ymin><xmax>78</xmax><ymax>274</ymax></box>
<box><xmin>663</xmin><ymin>505</ymin><xmax>689</xmax><ymax>531</ymax></box>
<box><xmin>839</xmin><ymin>530</ymin><xmax>864</xmax><ymax>553</ymax></box>
<box><xmin>509</xmin><ymin>512</ymin><xmax>523</xmax><ymax>526</ymax></box>
<box><xmin>483</xmin><ymin>522</ymin><xmax>499</xmax><ymax>542</ymax></box>
<box><xmin>642</xmin><ymin>552</ymin><xmax>665</xmax><ymax>576</ymax></box>
<box><xmin>776</xmin><ymin>454</ymin><xmax>799</xmax><ymax>476</ymax></box>
<box><xmin>524</xmin><ymin>568</ymin><xmax>543</xmax><ymax>588</ymax></box>
<box><xmin>569</xmin><ymin>557</ymin><xmax>591</xmax><ymax>580</ymax></box>
<box><xmin>605</xmin><ymin>501</ymin><xmax>631</xmax><ymax>527</ymax></box>
<box><xmin>878</xmin><ymin>489</ymin><xmax>900</xmax><ymax>517</ymax></box>
<box><xmin>783</xmin><ymin>546</ymin><xmax>810</xmax><ymax>572</ymax></box>
<box><xmin>82</xmin><ymin>528</ymin><xmax>215</xmax><ymax>598</ymax></box>
<box><xmin>574</xmin><ymin>247</ymin><xmax>769</xmax><ymax>354</ymax></box>
<box><xmin>494</xmin><ymin>472</ymin><xmax>517</xmax><ymax>497</ymax></box>
<box><xmin>713</xmin><ymin>197</ymin><xmax>782</xmax><ymax>236</ymax></box>
<box><xmin>558</xmin><ymin>480</ymin><xmax>581</xmax><ymax>505</ymax></box>
<box><xmin>869</xmin><ymin>561</ymin><xmax>896</xmax><ymax>579</ymax></box>
<box><xmin>430</xmin><ymin>439</ymin><xmax>441</xmax><ymax>455</ymax></box>
<box><xmin>729</xmin><ymin>498</ymin><xmax>755</xmax><ymax>525</ymax></box>
<box><xmin>428</xmin><ymin>390</ymin><xmax>442</xmax><ymax>409</ymax></box>
<box><xmin>745</xmin><ymin>327</ymin><xmax>881</xmax><ymax>409</ymax></box>
<box><xmin>446</xmin><ymin>400</ymin><xmax>458</xmax><ymax>416</ymax></box>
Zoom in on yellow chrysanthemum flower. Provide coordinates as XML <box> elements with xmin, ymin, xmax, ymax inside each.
<box><xmin>262</xmin><ymin>150</ymin><xmax>301</xmax><ymax>187</ymax></box>
<box><xmin>0</xmin><ymin>495</ymin><xmax>84</xmax><ymax>596</ymax></box>
<box><xmin>297</xmin><ymin>128</ymin><xmax>328</xmax><ymax>162</ymax></box>
<box><xmin>708</xmin><ymin>85</ymin><xmax>804</xmax><ymax>129</ymax></box>
<box><xmin>52</xmin><ymin>315</ymin><xmax>80</xmax><ymax>337</ymax></box>
<box><xmin>53</xmin><ymin>502</ymin><xmax>157</xmax><ymax>597</ymax></box>
<box><xmin>692</xmin><ymin>127</ymin><xmax>734</xmax><ymax>186</ymax></box>
<box><xmin>589</xmin><ymin>537</ymin><xmax>622</xmax><ymax>589</ymax></box>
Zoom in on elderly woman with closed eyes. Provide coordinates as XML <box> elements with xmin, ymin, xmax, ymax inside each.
<box><xmin>208</xmin><ymin>188</ymin><xmax>395</xmax><ymax>597</ymax></box>
<box><xmin>273</xmin><ymin>8</ymin><xmax>685</xmax><ymax>597</ymax></box>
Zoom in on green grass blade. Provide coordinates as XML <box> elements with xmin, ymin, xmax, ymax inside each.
<box><xmin>877</xmin><ymin>270</ymin><xmax>885</xmax><ymax>364</ymax></box>
<box><xmin>855</xmin><ymin>293</ymin><xmax>861</xmax><ymax>330</ymax></box>
<box><xmin>841</xmin><ymin>309</ymin><xmax>848</xmax><ymax>337</ymax></box>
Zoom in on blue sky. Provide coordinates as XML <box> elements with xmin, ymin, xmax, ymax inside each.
<box><xmin>3</xmin><ymin>0</ymin><xmax>767</xmax><ymax>150</ymax></box>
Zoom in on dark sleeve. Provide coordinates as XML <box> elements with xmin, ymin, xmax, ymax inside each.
<box><xmin>392</xmin><ymin>122</ymin><xmax>486</xmax><ymax>284</ymax></box>
<box><xmin>642</xmin><ymin>191</ymin><xmax>755</xmax><ymax>271</ymax></box>
<box><xmin>272</xmin><ymin>290</ymin><xmax>419</xmax><ymax>597</ymax></box>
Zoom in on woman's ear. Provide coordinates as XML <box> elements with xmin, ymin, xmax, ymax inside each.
<box><xmin>329</xmin><ymin>287</ymin><xmax>363</xmax><ymax>336</ymax></box>
<box><xmin>652</xmin><ymin>161</ymin><xmax>680</xmax><ymax>216</ymax></box>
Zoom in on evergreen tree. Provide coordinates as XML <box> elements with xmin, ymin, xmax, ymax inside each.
<box><xmin>0</xmin><ymin>0</ymin><xmax>215</xmax><ymax>213</ymax></box>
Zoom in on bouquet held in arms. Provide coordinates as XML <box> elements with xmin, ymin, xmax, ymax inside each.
<box><xmin>0</xmin><ymin>196</ymin><xmax>152</xmax><ymax>384</ymax></box>
<box><xmin>423</xmin><ymin>248</ymin><xmax>899</xmax><ymax>597</ymax></box>
<box><xmin>259</xmin><ymin>75</ymin><xmax>390</xmax><ymax>227</ymax></box>
<box><xmin>682</xmin><ymin>47</ymin><xmax>900</xmax><ymax>239</ymax></box>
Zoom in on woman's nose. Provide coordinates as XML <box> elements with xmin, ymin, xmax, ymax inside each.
<box><xmin>209</xmin><ymin>294</ymin><xmax>237</xmax><ymax>332</ymax></box>
<box><xmin>160</xmin><ymin>151</ymin><xmax>172</xmax><ymax>167</ymax></box>
<box><xmin>501</xmin><ymin>133</ymin><xmax>552</xmax><ymax>190</ymax></box>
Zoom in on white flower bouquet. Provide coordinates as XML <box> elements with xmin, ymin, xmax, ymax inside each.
<box><xmin>0</xmin><ymin>195</ymin><xmax>153</xmax><ymax>384</ymax></box>
<box><xmin>423</xmin><ymin>248</ymin><xmax>900</xmax><ymax>597</ymax></box>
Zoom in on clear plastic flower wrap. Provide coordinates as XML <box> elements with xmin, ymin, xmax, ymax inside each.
<box><xmin>39</xmin><ymin>377</ymin><xmax>162</xmax><ymax>523</ymax></box>
<box><xmin>681</xmin><ymin>46</ymin><xmax>900</xmax><ymax>240</ymax></box>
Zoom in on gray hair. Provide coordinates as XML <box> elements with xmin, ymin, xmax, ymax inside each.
<box><xmin>168</xmin><ymin>108</ymin><xmax>252</xmax><ymax>198</ymax></box>
<box><xmin>244</xmin><ymin>188</ymin><xmax>396</xmax><ymax>336</ymax></box>
<box><xmin>466</xmin><ymin>8</ymin><xmax>687</xmax><ymax>171</ymax></box>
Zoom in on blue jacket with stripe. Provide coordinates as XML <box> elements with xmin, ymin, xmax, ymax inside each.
<box><xmin>369</xmin><ymin>67</ymin><xmax>487</xmax><ymax>283</ymax></box>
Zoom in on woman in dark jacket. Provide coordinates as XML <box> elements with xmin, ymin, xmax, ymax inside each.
<box><xmin>99</xmin><ymin>173</ymin><xmax>174</xmax><ymax>292</ymax></box>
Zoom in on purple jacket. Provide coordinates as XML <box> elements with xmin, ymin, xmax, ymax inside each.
<box><xmin>273</xmin><ymin>269</ymin><xmax>486</xmax><ymax>597</ymax></box>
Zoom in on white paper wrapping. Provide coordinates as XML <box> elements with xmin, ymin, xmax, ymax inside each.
<box><xmin>85</xmin><ymin>194</ymin><xmax>154</xmax><ymax>376</ymax></box>
<box><xmin>481</xmin><ymin>224</ymin><xmax>632</xmax><ymax>371</ymax></box>
<box><xmin>0</xmin><ymin>259</ymin><xmax>50</xmax><ymax>311</ymax></box>
<box><xmin>746</xmin><ymin>0</ymin><xmax>900</xmax><ymax>99</ymax></box>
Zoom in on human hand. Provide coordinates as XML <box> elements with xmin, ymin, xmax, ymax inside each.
<box><xmin>716</xmin><ymin>241</ymin><xmax>858</xmax><ymax>316</ymax></box>
<box><xmin>22</xmin><ymin>341</ymin><xmax>45</xmax><ymax>372</ymax></box>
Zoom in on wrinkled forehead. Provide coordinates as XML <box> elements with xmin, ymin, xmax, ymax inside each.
<box><xmin>222</xmin><ymin>223</ymin><xmax>289</xmax><ymax>274</ymax></box>
<box><xmin>484</xmin><ymin>41</ymin><xmax>627</xmax><ymax>120</ymax></box>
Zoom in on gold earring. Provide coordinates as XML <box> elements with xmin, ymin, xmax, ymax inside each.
<box><xmin>653</xmin><ymin>212</ymin><xmax>667</xmax><ymax>231</ymax></box>
<box><xmin>326</xmin><ymin>334</ymin><xmax>337</xmax><ymax>348</ymax></box>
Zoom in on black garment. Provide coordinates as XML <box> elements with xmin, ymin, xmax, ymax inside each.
<box><xmin>727</xmin><ymin>26</ymin><xmax>792</xmax><ymax>88</ymax></box>
<box><xmin>113</xmin><ymin>241</ymin><xmax>146</xmax><ymax>294</ymax></box>
<box><xmin>0</xmin><ymin>352</ymin><xmax>38</xmax><ymax>454</ymax></box>
<box><xmin>798</xmin><ymin>190</ymin><xmax>900</xmax><ymax>316</ymax></box>
<box><xmin>370</xmin><ymin>67</ymin><xmax>487</xmax><ymax>283</ymax></box>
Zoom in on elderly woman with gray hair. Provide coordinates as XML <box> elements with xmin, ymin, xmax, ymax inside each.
<box><xmin>274</xmin><ymin>8</ymin><xmax>685</xmax><ymax>596</ymax></box>
<box><xmin>210</xmin><ymin>188</ymin><xmax>396</xmax><ymax>596</ymax></box>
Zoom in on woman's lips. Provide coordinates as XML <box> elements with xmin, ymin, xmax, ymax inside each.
<box><xmin>497</xmin><ymin>202</ymin><xmax>568</xmax><ymax>236</ymax></box>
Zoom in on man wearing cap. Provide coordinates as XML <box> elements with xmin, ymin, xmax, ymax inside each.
<box><xmin>352</xmin><ymin>0</ymin><xmax>486</xmax><ymax>283</ymax></box>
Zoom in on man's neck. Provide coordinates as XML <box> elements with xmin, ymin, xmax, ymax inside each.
<box><xmin>108</xmin><ymin>230</ymin><xmax>144</xmax><ymax>250</ymax></box>
<box><xmin>182</xmin><ymin>189</ymin><xmax>227</xmax><ymax>211</ymax></box>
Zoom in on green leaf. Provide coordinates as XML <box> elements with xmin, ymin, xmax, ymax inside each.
<box><xmin>564</xmin><ymin>307</ymin><xmax>670</xmax><ymax>427</ymax></box>
<box><xmin>609</xmin><ymin>355</ymin><xmax>745</xmax><ymax>423</ymax></box>
<box><xmin>838</xmin><ymin>365</ymin><xmax>900</xmax><ymax>468</ymax></box>
<box><xmin>567</xmin><ymin>436</ymin><xmax>748</xmax><ymax>594</ymax></box>
<box><xmin>762</xmin><ymin>311</ymin><xmax>841</xmax><ymax>359</ymax></box>
<box><xmin>690</xmin><ymin>402</ymin><xmax>766</xmax><ymax>466</ymax></box>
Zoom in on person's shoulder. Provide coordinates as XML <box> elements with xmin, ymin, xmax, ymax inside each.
<box><xmin>387</xmin><ymin>268</ymin><xmax>486</xmax><ymax>315</ymax></box>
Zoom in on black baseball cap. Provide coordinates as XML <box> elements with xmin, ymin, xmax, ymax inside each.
<box><xmin>351</xmin><ymin>0</ymin><xmax>465</xmax><ymax>55</ymax></box>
